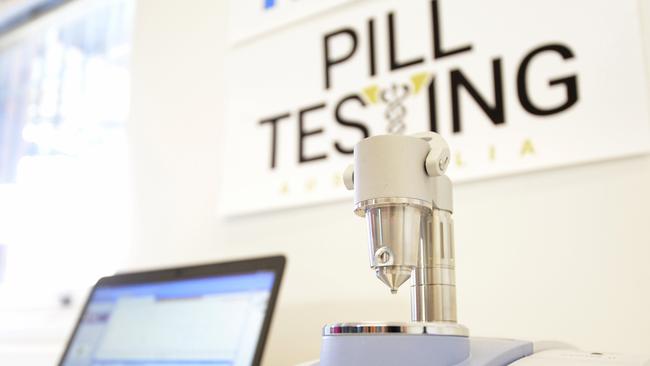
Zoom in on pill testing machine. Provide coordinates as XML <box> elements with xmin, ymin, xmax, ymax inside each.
<box><xmin>302</xmin><ymin>132</ymin><xmax>650</xmax><ymax>366</ymax></box>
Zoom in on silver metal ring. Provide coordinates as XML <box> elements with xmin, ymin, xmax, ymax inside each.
<box><xmin>323</xmin><ymin>322</ymin><xmax>469</xmax><ymax>337</ymax></box>
<box><xmin>354</xmin><ymin>197</ymin><xmax>432</xmax><ymax>216</ymax></box>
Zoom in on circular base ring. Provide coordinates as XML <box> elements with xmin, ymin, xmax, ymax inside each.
<box><xmin>323</xmin><ymin>321</ymin><xmax>469</xmax><ymax>337</ymax></box>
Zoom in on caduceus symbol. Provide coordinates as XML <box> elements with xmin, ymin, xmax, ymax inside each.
<box><xmin>380</xmin><ymin>83</ymin><xmax>410</xmax><ymax>135</ymax></box>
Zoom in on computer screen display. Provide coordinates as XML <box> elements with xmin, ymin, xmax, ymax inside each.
<box><xmin>61</xmin><ymin>271</ymin><xmax>276</xmax><ymax>366</ymax></box>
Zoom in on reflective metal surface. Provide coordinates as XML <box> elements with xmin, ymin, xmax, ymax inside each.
<box><xmin>356</xmin><ymin>197</ymin><xmax>458</xmax><ymax>322</ymax></box>
<box><xmin>350</xmin><ymin>134</ymin><xmax>461</xmax><ymax>328</ymax></box>
<box><xmin>357</xmin><ymin>198</ymin><xmax>431</xmax><ymax>293</ymax></box>
<box><xmin>376</xmin><ymin>266</ymin><xmax>411</xmax><ymax>294</ymax></box>
<box><xmin>354</xmin><ymin>197</ymin><xmax>431</xmax><ymax>217</ymax></box>
<box><xmin>323</xmin><ymin>322</ymin><xmax>469</xmax><ymax>337</ymax></box>
<box><xmin>411</xmin><ymin>208</ymin><xmax>457</xmax><ymax>322</ymax></box>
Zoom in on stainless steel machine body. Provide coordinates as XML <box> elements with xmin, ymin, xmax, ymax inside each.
<box><xmin>343</xmin><ymin>132</ymin><xmax>459</xmax><ymax>324</ymax></box>
<box><xmin>311</xmin><ymin>132</ymin><xmax>650</xmax><ymax>366</ymax></box>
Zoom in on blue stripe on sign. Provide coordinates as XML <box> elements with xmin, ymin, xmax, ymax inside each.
<box><xmin>264</xmin><ymin>0</ymin><xmax>276</xmax><ymax>10</ymax></box>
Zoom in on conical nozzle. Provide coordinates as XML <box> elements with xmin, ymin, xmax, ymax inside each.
<box><xmin>375</xmin><ymin>266</ymin><xmax>412</xmax><ymax>294</ymax></box>
<box><xmin>363</xmin><ymin>201</ymin><xmax>429</xmax><ymax>294</ymax></box>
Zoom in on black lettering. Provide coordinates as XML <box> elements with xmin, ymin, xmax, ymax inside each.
<box><xmin>368</xmin><ymin>19</ymin><xmax>377</xmax><ymax>78</ymax></box>
<box><xmin>334</xmin><ymin>95</ymin><xmax>370</xmax><ymax>154</ymax></box>
<box><xmin>259</xmin><ymin>113</ymin><xmax>291</xmax><ymax>169</ymax></box>
<box><xmin>451</xmin><ymin>58</ymin><xmax>505</xmax><ymax>133</ymax></box>
<box><xmin>323</xmin><ymin>28</ymin><xmax>358</xmax><ymax>90</ymax></box>
<box><xmin>517</xmin><ymin>44</ymin><xmax>579</xmax><ymax>116</ymax></box>
<box><xmin>432</xmin><ymin>0</ymin><xmax>472</xmax><ymax>59</ymax></box>
<box><xmin>428</xmin><ymin>76</ymin><xmax>438</xmax><ymax>132</ymax></box>
<box><xmin>299</xmin><ymin>103</ymin><xmax>328</xmax><ymax>163</ymax></box>
<box><xmin>388</xmin><ymin>12</ymin><xmax>424</xmax><ymax>70</ymax></box>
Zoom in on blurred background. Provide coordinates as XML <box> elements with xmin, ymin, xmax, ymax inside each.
<box><xmin>0</xmin><ymin>0</ymin><xmax>649</xmax><ymax>365</ymax></box>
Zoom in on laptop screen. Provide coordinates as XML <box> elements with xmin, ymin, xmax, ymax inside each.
<box><xmin>61</xmin><ymin>271</ymin><xmax>276</xmax><ymax>366</ymax></box>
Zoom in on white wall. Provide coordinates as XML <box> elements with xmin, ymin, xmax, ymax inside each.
<box><xmin>127</xmin><ymin>1</ymin><xmax>650</xmax><ymax>365</ymax></box>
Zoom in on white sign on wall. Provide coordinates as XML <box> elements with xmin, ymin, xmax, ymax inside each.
<box><xmin>221</xmin><ymin>0</ymin><xmax>650</xmax><ymax>216</ymax></box>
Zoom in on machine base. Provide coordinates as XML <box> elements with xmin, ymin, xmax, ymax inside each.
<box><xmin>319</xmin><ymin>335</ymin><xmax>532</xmax><ymax>366</ymax></box>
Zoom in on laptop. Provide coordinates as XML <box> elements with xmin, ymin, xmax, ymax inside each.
<box><xmin>58</xmin><ymin>255</ymin><xmax>286</xmax><ymax>366</ymax></box>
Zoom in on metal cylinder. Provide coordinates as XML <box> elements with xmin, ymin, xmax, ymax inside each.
<box><xmin>410</xmin><ymin>208</ymin><xmax>457</xmax><ymax>322</ymax></box>
<box><xmin>360</xmin><ymin>198</ymin><xmax>431</xmax><ymax>292</ymax></box>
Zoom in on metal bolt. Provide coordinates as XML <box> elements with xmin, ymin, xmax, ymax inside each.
<box><xmin>379</xmin><ymin>251</ymin><xmax>390</xmax><ymax>264</ymax></box>
<box><xmin>439</xmin><ymin>154</ymin><xmax>449</xmax><ymax>172</ymax></box>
